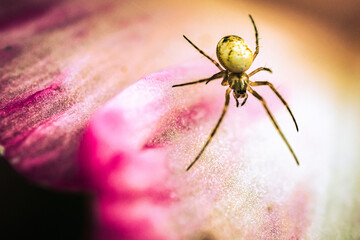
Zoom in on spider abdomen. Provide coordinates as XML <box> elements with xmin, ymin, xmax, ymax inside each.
<box><xmin>216</xmin><ymin>35</ymin><xmax>253</xmax><ymax>73</ymax></box>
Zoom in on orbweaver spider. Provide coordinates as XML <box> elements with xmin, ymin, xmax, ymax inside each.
<box><xmin>173</xmin><ymin>15</ymin><xmax>299</xmax><ymax>171</ymax></box>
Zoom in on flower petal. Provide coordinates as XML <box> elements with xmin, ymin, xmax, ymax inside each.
<box><xmin>79</xmin><ymin>62</ymin><xmax>315</xmax><ymax>239</ymax></box>
<box><xmin>0</xmin><ymin>0</ymin><xmax>165</xmax><ymax>188</ymax></box>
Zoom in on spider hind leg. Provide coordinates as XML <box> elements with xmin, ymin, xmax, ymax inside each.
<box><xmin>249</xmin><ymin>15</ymin><xmax>259</xmax><ymax>60</ymax></box>
<box><xmin>183</xmin><ymin>35</ymin><xmax>224</xmax><ymax>71</ymax></box>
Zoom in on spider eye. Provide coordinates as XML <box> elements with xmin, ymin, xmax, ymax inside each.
<box><xmin>216</xmin><ymin>35</ymin><xmax>253</xmax><ymax>73</ymax></box>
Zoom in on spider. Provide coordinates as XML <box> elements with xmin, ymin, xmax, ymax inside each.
<box><xmin>173</xmin><ymin>15</ymin><xmax>299</xmax><ymax>171</ymax></box>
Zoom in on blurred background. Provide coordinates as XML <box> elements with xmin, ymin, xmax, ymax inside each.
<box><xmin>252</xmin><ymin>0</ymin><xmax>359</xmax><ymax>45</ymax></box>
<box><xmin>0</xmin><ymin>0</ymin><xmax>359</xmax><ymax>239</ymax></box>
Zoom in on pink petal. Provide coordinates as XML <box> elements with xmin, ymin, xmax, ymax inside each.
<box><xmin>79</xmin><ymin>63</ymin><xmax>311</xmax><ymax>239</ymax></box>
<box><xmin>0</xmin><ymin>1</ymin><xmax>120</xmax><ymax>188</ymax></box>
<box><xmin>2</xmin><ymin>1</ymin><xmax>359</xmax><ymax>238</ymax></box>
<box><xmin>0</xmin><ymin>1</ymin><xmax>159</xmax><ymax>188</ymax></box>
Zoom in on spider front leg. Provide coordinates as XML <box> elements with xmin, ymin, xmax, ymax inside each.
<box><xmin>187</xmin><ymin>87</ymin><xmax>232</xmax><ymax>171</ymax></box>
<box><xmin>172</xmin><ymin>71</ymin><xmax>225</xmax><ymax>88</ymax></box>
<box><xmin>249</xmin><ymin>80</ymin><xmax>299</xmax><ymax>131</ymax></box>
<box><xmin>248</xmin><ymin>67</ymin><xmax>272</xmax><ymax>77</ymax></box>
<box><xmin>248</xmin><ymin>87</ymin><xmax>299</xmax><ymax>165</ymax></box>
<box><xmin>183</xmin><ymin>35</ymin><xmax>224</xmax><ymax>71</ymax></box>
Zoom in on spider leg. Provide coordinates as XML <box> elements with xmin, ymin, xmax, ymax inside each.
<box><xmin>183</xmin><ymin>35</ymin><xmax>224</xmax><ymax>71</ymax></box>
<box><xmin>249</xmin><ymin>15</ymin><xmax>259</xmax><ymax>60</ymax></box>
<box><xmin>248</xmin><ymin>87</ymin><xmax>299</xmax><ymax>165</ymax></box>
<box><xmin>187</xmin><ymin>87</ymin><xmax>232</xmax><ymax>171</ymax></box>
<box><xmin>172</xmin><ymin>71</ymin><xmax>225</xmax><ymax>88</ymax></box>
<box><xmin>249</xmin><ymin>81</ymin><xmax>298</xmax><ymax>131</ymax></box>
<box><xmin>248</xmin><ymin>67</ymin><xmax>272</xmax><ymax>77</ymax></box>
